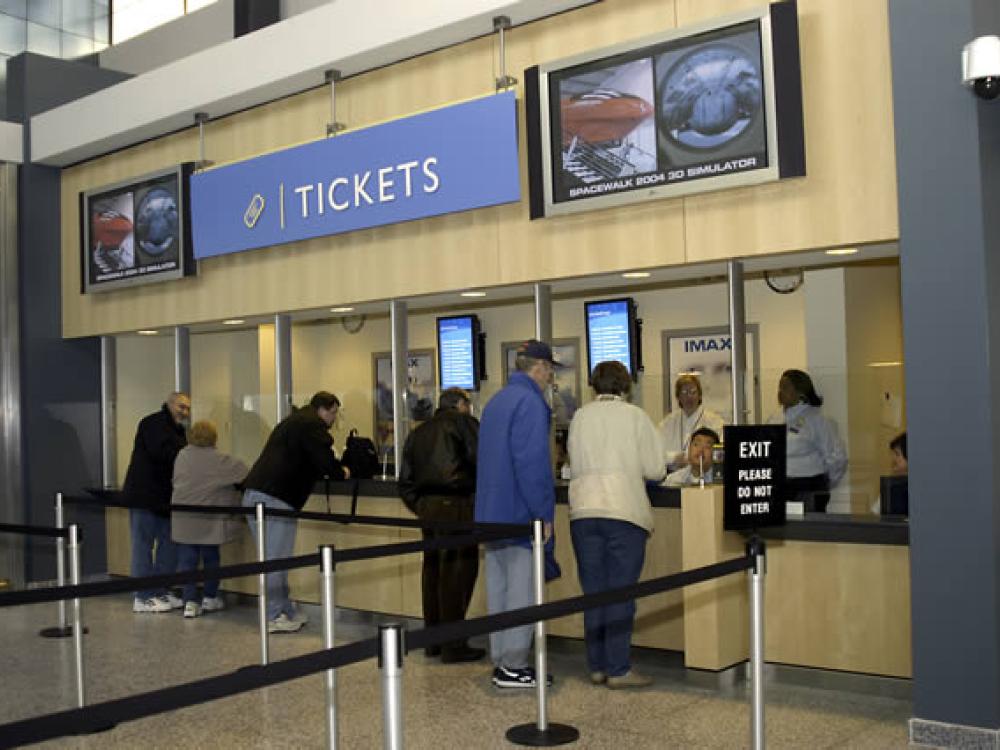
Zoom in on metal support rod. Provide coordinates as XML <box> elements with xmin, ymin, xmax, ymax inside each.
<box><xmin>727</xmin><ymin>260</ymin><xmax>748</xmax><ymax>425</ymax></box>
<box><xmin>390</xmin><ymin>301</ymin><xmax>408</xmax><ymax>479</ymax></box>
<box><xmin>194</xmin><ymin>112</ymin><xmax>209</xmax><ymax>166</ymax></box>
<box><xmin>275</xmin><ymin>314</ymin><xmax>293</xmax><ymax>423</ymax></box>
<box><xmin>493</xmin><ymin>15</ymin><xmax>517</xmax><ymax>90</ymax></box>
<box><xmin>533</xmin><ymin>284</ymin><xmax>553</xmax><ymax>343</ymax></box>
<box><xmin>100</xmin><ymin>337</ymin><xmax>117</xmax><ymax>489</ymax></box>
<box><xmin>256</xmin><ymin>502</ymin><xmax>269</xmax><ymax>665</ymax></box>
<box><xmin>320</xmin><ymin>545</ymin><xmax>338</xmax><ymax>749</ymax></box>
<box><xmin>749</xmin><ymin>538</ymin><xmax>766</xmax><ymax>750</ymax></box>
<box><xmin>68</xmin><ymin>523</ymin><xmax>85</xmax><ymax>708</ymax></box>
<box><xmin>379</xmin><ymin>623</ymin><xmax>405</xmax><ymax>750</ymax></box>
<box><xmin>531</xmin><ymin>518</ymin><xmax>549</xmax><ymax>731</ymax></box>
<box><xmin>174</xmin><ymin>325</ymin><xmax>191</xmax><ymax>396</ymax></box>
<box><xmin>55</xmin><ymin>493</ymin><xmax>67</xmax><ymax>630</ymax></box>
<box><xmin>325</xmin><ymin>69</ymin><xmax>346</xmax><ymax>136</ymax></box>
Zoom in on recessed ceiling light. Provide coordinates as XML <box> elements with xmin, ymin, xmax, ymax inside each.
<box><xmin>137</xmin><ymin>329</ymin><xmax>159</xmax><ymax>336</ymax></box>
<box><xmin>222</xmin><ymin>319</ymin><xmax>245</xmax><ymax>325</ymax></box>
<box><xmin>461</xmin><ymin>291</ymin><xmax>487</xmax><ymax>298</ymax></box>
<box><xmin>330</xmin><ymin>306</ymin><xmax>354</xmax><ymax>313</ymax></box>
<box><xmin>825</xmin><ymin>248</ymin><xmax>859</xmax><ymax>256</ymax></box>
<box><xmin>622</xmin><ymin>271</ymin><xmax>651</xmax><ymax>279</ymax></box>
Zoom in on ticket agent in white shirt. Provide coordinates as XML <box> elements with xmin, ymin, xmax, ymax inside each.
<box><xmin>658</xmin><ymin>374</ymin><xmax>725</xmax><ymax>471</ymax></box>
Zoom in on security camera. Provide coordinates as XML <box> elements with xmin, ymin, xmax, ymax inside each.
<box><xmin>963</xmin><ymin>35</ymin><xmax>1000</xmax><ymax>99</ymax></box>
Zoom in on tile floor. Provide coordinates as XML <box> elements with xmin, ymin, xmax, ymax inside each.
<box><xmin>0</xmin><ymin>594</ymin><xmax>919</xmax><ymax>749</ymax></box>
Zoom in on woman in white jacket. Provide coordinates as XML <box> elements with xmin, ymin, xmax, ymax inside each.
<box><xmin>768</xmin><ymin>369</ymin><xmax>847</xmax><ymax>513</ymax></box>
<box><xmin>567</xmin><ymin>361</ymin><xmax>665</xmax><ymax>689</ymax></box>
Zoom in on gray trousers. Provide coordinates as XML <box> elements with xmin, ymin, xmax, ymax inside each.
<box><xmin>485</xmin><ymin>543</ymin><xmax>534</xmax><ymax>669</ymax></box>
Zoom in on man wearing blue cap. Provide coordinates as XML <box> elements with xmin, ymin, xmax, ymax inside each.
<box><xmin>475</xmin><ymin>339</ymin><xmax>558</xmax><ymax>689</ymax></box>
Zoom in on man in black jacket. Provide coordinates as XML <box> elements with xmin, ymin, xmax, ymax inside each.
<box><xmin>399</xmin><ymin>387</ymin><xmax>483</xmax><ymax>662</ymax></box>
<box><xmin>242</xmin><ymin>391</ymin><xmax>350</xmax><ymax>633</ymax></box>
<box><xmin>123</xmin><ymin>392</ymin><xmax>190</xmax><ymax>613</ymax></box>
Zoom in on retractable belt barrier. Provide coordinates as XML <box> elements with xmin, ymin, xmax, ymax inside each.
<box><xmin>0</xmin><ymin>554</ymin><xmax>754</xmax><ymax>750</ymax></box>
<box><xmin>0</xmin><ymin>523</ymin><xmax>68</xmax><ymax>539</ymax></box>
<box><xmin>0</xmin><ymin>527</ymin><xmax>521</xmax><ymax>608</ymax></box>
<box><xmin>60</xmin><ymin>493</ymin><xmax>531</xmax><ymax>536</ymax></box>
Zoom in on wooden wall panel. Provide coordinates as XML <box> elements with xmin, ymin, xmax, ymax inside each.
<box><xmin>678</xmin><ymin>0</ymin><xmax>898</xmax><ymax>260</ymax></box>
<box><xmin>61</xmin><ymin>0</ymin><xmax>898</xmax><ymax>339</ymax></box>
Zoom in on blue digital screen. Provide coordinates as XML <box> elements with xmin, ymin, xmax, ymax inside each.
<box><xmin>586</xmin><ymin>300</ymin><xmax>633</xmax><ymax>374</ymax></box>
<box><xmin>438</xmin><ymin>317</ymin><xmax>476</xmax><ymax>390</ymax></box>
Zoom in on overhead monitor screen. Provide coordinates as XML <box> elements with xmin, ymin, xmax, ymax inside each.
<box><xmin>585</xmin><ymin>298</ymin><xmax>636</xmax><ymax>377</ymax></box>
<box><xmin>437</xmin><ymin>315</ymin><xmax>477</xmax><ymax>390</ymax></box>
<box><xmin>80</xmin><ymin>164</ymin><xmax>196</xmax><ymax>293</ymax></box>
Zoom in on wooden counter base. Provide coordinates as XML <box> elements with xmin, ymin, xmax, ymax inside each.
<box><xmin>105</xmin><ymin>486</ymin><xmax>911</xmax><ymax>677</ymax></box>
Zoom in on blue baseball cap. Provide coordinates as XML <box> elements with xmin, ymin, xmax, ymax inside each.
<box><xmin>517</xmin><ymin>339</ymin><xmax>564</xmax><ymax>367</ymax></box>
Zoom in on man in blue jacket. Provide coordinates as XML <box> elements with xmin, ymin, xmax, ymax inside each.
<box><xmin>476</xmin><ymin>340</ymin><xmax>557</xmax><ymax>689</ymax></box>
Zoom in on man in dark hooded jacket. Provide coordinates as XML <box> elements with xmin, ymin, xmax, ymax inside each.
<box><xmin>243</xmin><ymin>391</ymin><xmax>350</xmax><ymax>633</ymax></box>
<box><xmin>123</xmin><ymin>391</ymin><xmax>190</xmax><ymax>613</ymax></box>
<box><xmin>399</xmin><ymin>387</ymin><xmax>482</xmax><ymax>663</ymax></box>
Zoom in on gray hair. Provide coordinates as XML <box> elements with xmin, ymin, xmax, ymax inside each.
<box><xmin>515</xmin><ymin>354</ymin><xmax>542</xmax><ymax>373</ymax></box>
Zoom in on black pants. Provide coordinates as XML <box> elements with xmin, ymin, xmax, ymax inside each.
<box><xmin>786</xmin><ymin>474</ymin><xmax>830</xmax><ymax>513</ymax></box>
<box><xmin>417</xmin><ymin>495</ymin><xmax>479</xmax><ymax>644</ymax></box>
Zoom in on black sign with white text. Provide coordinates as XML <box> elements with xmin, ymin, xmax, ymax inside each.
<box><xmin>723</xmin><ymin>425</ymin><xmax>786</xmax><ymax>530</ymax></box>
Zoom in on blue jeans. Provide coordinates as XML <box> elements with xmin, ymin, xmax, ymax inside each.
<box><xmin>243</xmin><ymin>489</ymin><xmax>297</xmax><ymax>620</ymax></box>
<box><xmin>177</xmin><ymin>544</ymin><xmax>221</xmax><ymax>603</ymax></box>
<box><xmin>570</xmin><ymin>518</ymin><xmax>648</xmax><ymax>677</ymax></box>
<box><xmin>129</xmin><ymin>508</ymin><xmax>178</xmax><ymax>600</ymax></box>
<box><xmin>485</xmin><ymin>543</ymin><xmax>534</xmax><ymax>669</ymax></box>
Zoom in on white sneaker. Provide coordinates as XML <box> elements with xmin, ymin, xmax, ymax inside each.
<box><xmin>133</xmin><ymin>597</ymin><xmax>171</xmax><ymax>613</ymax></box>
<box><xmin>160</xmin><ymin>593</ymin><xmax>183</xmax><ymax>610</ymax></box>
<box><xmin>183</xmin><ymin>601</ymin><xmax>201</xmax><ymax>619</ymax></box>
<box><xmin>290</xmin><ymin>608</ymin><xmax>309</xmax><ymax>625</ymax></box>
<box><xmin>201</xmin><ymin>596</ymin><xmax>226</xmax><ymax>613</ymax></box>
<box><xmin>268</xmin><ymin>613</ymin><xmax>304</xmax><ymax>633</ymax></box>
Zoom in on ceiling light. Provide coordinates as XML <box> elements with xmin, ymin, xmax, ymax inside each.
<box><xmin>461</xmin><ymin>291</ymin><xmax>487</xmax><ymax>298</ymax></box>
<box><xmin>825</xmin><ymin>248</ymin><xmax>859</xmax><ymax>256</ymax></box>
<box><xmin>330</xmin><ymin>306</ymin><xmax>354</xmax><ymax>313</ymax></box>
<box><xmin>222</xmin><ymin>319</ymin><xmax>245</xmax><ymax>325</ymax></box>
<box><xmin>137</xmin><ymin>329</ymin><xmax>158</xmax><ymax>336</ymax></box>
<box><xmin>868</xmin><ymin>361</ymin><xmax>903</xmax><ymax>368</ymax></box>
<box><xmin>621</xmin><ymin>271</ymin><xmax>651</xmax><ymax>279</ymax></box>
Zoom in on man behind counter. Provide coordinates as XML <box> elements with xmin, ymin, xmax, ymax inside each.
<box><xmin>664</xmin><ymin>427</ymin><xmax>720</xmax><ymax>487</ymax></box>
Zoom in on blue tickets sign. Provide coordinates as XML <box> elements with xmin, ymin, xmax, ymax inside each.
<box><xmin>190</xmin><ymin>92</ymin><xmax>520</xmax><ymax>259</ymax></box>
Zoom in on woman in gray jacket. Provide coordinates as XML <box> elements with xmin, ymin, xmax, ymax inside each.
<box><xmin>171</xmin><ymin>420</ymin><xmax>248</xmax><ymax>618</ymax></box>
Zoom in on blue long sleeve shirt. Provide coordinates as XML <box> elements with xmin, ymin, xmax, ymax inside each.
<box><xmin>474</xmin><ymin>371</ymin><xmax>555</xmax><ymax>546</ymax></box>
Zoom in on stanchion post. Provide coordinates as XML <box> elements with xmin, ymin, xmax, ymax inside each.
<box><xmin>748</xmin><ymin>536</ymin><xmax>767</xmax><ymax>750</ymax></box>
<box><xmin>68</xmin><ymin>523</ymin><xmax>86</xmax><ymax>708</ymax></box>
<box><xmin>532</xmin><ymin>518</ymin><xmax>549</xmax><ymax>731</ymax></box>
<box><xmin>56</xmin><ymin>493</ymin><xmax>67</xmax><ymax>630</ymax></box>
<box><xmin>41</xmin><ymin>493</ymin><xmax>83</xmax><ymax>638</ymax></box>
<box><xmin>256</xmin><ymin>502</ymin><xmax>269</xmax><ymax>665</ymax></box>
<box><xmin>379</xmin><ymin>623</ymin><xmax>405</xmax><ymax>750</ymax></box>
<box><xmin>320</xmin><ymin>544</ymin><xmax>338</xmax><ymax>750</ymax></box>
<box><xmin>506</xmin><ymin>519</ymin><xmax>578</xmax><ymax>747</ymax></box>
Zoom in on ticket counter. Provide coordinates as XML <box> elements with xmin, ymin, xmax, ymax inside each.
<box><xmin>105</xmin><ymin>481</ymin><xmax>910</xmax><ymax>678</ymax></box>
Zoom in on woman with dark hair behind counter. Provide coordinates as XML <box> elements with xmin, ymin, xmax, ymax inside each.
<box><xmin>769</xmin><ymin>369</ymin><xmax>847</xmax><ymax>513</ymax></box>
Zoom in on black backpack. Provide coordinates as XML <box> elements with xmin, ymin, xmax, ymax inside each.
<box><xmin>342</xmin><ymin>429</ymin><xmax>379</xmax><ymax>479</ymax></box>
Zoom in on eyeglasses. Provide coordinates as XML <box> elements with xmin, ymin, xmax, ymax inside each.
<box><xmin>678</xmin><ymin>388</ymin><xmax>700</xmax><ymax>396</ymax></box>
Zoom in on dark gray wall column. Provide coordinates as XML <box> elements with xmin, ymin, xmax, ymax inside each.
<box><xmin>7</xmin><ymin>53</ymin><xmax>131</xmax><ymax>580</ymax></box>
<box><xmin>890</xmin><ymin>0</ymin><xmax>1000</xmax><ymax>733</ymax></box>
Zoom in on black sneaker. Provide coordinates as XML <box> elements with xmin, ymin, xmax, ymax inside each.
<box><xmin>492</xmin><ymin>666</ymin><xmax>554</xmax><ymax>689</ymax></box>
